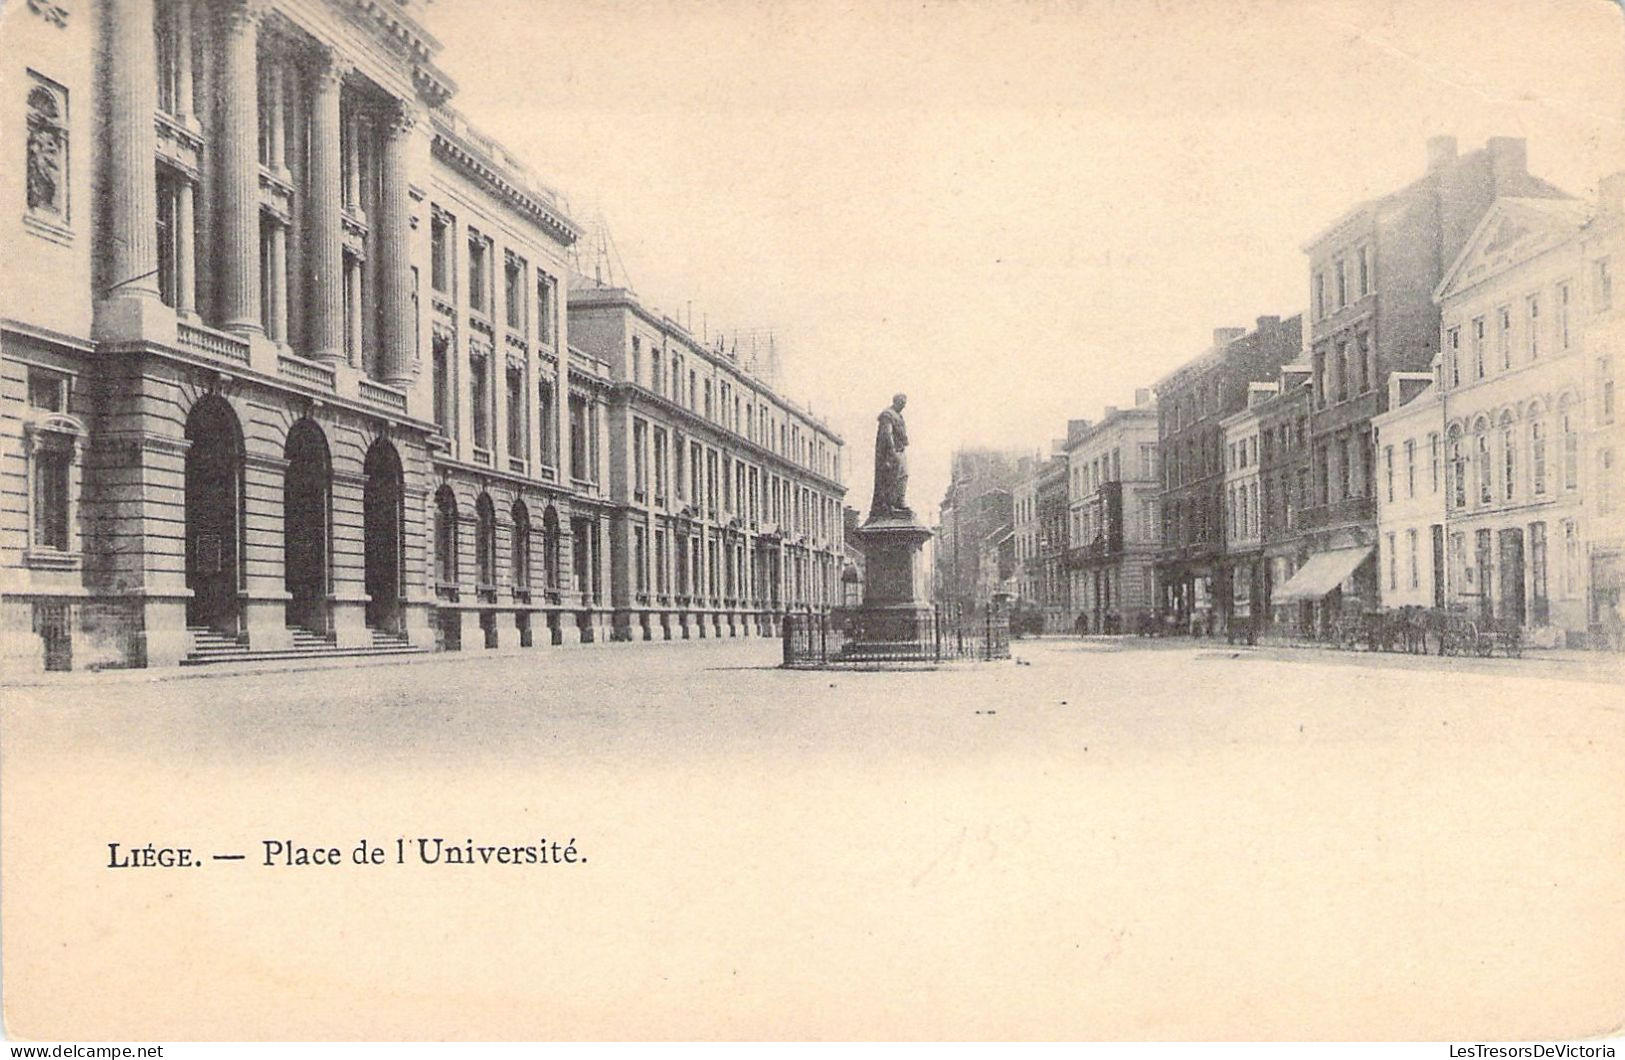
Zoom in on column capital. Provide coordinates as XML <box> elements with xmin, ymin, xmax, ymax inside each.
<box><xmin>217</xmin><ymin>0</ymin><xmax>266</xmax><ymax>36</ymax></box>
<box><xmin>311</xmin><ymin>48</ymin><xmax>353</xmax><ymax>92</ymax></box>
<box><xmin>383</xmin><ymin>99</ymin><xmax>422</xmax><ymax>139</ymax></box>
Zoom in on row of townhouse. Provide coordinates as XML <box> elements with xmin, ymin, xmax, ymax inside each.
<box><xmin>1</xmin><ymin>0</ymin><xmax>844</xmax><ymax>673</ymax></box>
<box><xmin>1006</xmin><ymin>137</ymin><xmax>1619</xmax><ymax>648</ymax></box>
<box><xmin>1002</xmin><ymin>390</ymin><xmax>1161</xmax><ymax>635</ymax></box>
<box><xmin>1373</xmin><ymin>185</ymin><xmax>1623</xmax><ymax>647</ymax></box>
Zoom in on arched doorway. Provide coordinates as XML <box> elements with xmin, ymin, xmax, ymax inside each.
<box><xmin>284</xmin><ymin>419</ymin><xmax>332</xmax><ymax>632</ymax></box>
<box><xmin>363</xmin><ymin>439</ymin><xmax>405</xmax><ymax>631</ymax></box>
<box><xmin>434</xmin><ymin>485</ymin><xmax>459</xmax><ymax>595</ymax></box>
<box><xmin>185</xmin><ymin>396</ymin><xmax>245</xmax><ymax>633</ymax></box>
<box><xmin>475</xmin><ymin>493</ymin><xmax>496</xmax><ymax>596</ymax></box>
<box><xmin>512</xmin><ymin>500</ymin><xmax>532</xmax><ymax>598</ymax></box>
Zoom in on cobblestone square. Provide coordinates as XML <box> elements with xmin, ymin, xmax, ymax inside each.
<box><xmin>4</xmin><ymin>639</ymin><xmax>1622</xmax><ymax>1039</ymax></box>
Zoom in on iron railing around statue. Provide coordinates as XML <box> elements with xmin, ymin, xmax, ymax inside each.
<box><xmin>780</xmin><ymin>606</ymin><xmax>1011</xmax><ymax>667</ymax></box>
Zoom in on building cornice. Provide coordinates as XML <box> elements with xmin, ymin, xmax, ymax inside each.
<box><xmin>430</xmin><ymin>118</ymin><xmax>582</xmax><ymax>248</ymax></box>
<box><xmin>568</xmin><ymin>290</ymin><xmax>843</xmax><ymax>444</ymax></box>
<box><xmin>613</xmin><ymin>383</ymin><xmax>846</xmax><ymax>495</ymax></box>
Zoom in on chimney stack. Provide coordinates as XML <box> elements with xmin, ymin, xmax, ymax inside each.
<box><xmin>1486</xmin><ymin>136</ymin><xmax>1528</xmax><ymax>188</ymax></box>
<box><xmin>1598</xmin><ymin>171</ymin><xmax>1625</xmax><ymax>217</ymax></box>
<box><xmin>1134</xmin><ymin>387</ymin><xmax>1151</xmax><ymax>407</ymax></box>
<box><xmin>1427</xmin><ymin>135</ymin><xmax>1458</xmax><ymax>172</ymax></box>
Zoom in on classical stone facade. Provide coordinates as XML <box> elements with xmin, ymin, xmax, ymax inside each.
<box><xmin>0</xmin><ymin>0</ymin><xmax>842</xmax><ymax>672</ymax></box>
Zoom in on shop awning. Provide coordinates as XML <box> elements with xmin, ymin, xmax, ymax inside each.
<box><xmin>1273</xmin><ymin>546</ymin><xmax>1374</xmax><ymax>602</ymax></box>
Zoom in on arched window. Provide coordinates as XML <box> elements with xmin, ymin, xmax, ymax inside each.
<box><xmin>434</xmin><ymin>487</ymin><xmax>458</xmax><ymax>590</ymax></box>
<box><xmin>1561</xmin><ymin>399</ymin><xmax>1580</xmax><ymax>491</ymax></box>
<box><xmin>512</xmin><ymin>500</ymin><xmax>531</xmax><ymax>594</ymax></box>
<box><xmin>1529</xmin><ymin>411</ymin><xmax>1547</xmax><ymax>496</ymax></box>
<box><xmin>542</xmin><ymin>506</ymin><xmax>560</xmax><ymax>592</ymax></box>
<box><xmin>1500</xmin><ymin>412</ymin><xmax>1517</xmax><ymax>501</ymax></box>
<box><xmin>475</xmin><ymin>493</ymin><xmax>496</xmax><ymax>589</ymax></box>
<box><xmin>1475</xmin><ymin>424</ymin><xmax>1492</xmax><ymax>505</ymax></box>
<box><xmin>1448</xmin><ymin>427</ymin><xmax>1466</xmax><ymax>511</ymax></box>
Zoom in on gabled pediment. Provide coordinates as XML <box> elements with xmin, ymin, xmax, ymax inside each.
<box><xmin>1434</xmin><ymin>197</ymin><xmax>1587</xmax><ymax>304</ymax></box>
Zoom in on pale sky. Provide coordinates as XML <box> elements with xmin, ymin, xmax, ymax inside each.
<box><xmin>426</xmin><ymin>0</ymin><xmax>1625</xmax><ymax>518</ymax></box>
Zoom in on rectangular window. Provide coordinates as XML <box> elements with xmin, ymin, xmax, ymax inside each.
<box><xmin>430</xmin><ymin>210</ymin><xmax>451</xmax><ymax>293</ymax></box>
<box><xmin>1531</xmin><ymin>420</ymin><xmax>1547</xmax><ymax>495</ymax></box>
<box><xmin>1472</xmin><ymin>316</ymin><xmax>1486</xmax><ymax>379</ymax></box>
<box><xmin>1530</xmin><ymin>522</ymin><xmax>1548</xmax><ymax>617</ymax></box>
<box><xmin>1384</xmin><ymin>445</ymin><xmax>1394</xmax><ymax>503</ymax></box>
<box><xmin>536</xmin><ymin>273</ymin><xmax>555</xmax><ymax>346</ymax></box>
<box><xmin>1563</xmin><ymin>414</ymin><xmax>1579</xmax><ymax>491</ymax></box>
<box><xmin>1447</xmin><ymin>327</ymin><xmax>1461</xmax><ymax>388</ymax></box>
<box><xmin>537</xmin><ymin>380</ymin><xmax>555</xmax><ymax>466</ymax></box>
<box><xmin>1563</xmin><ymin>520</ymin><xmax>1581</xmax><ymax>598</ymax></box>
<box><xmin>1526</xmin><ymin>294</ymin><xmax>1540</xmax><ymax>359</ymax></box>
<box><xmin>1502</xmin><ymin>425</ymin><xmax>1516</xmax><ymax>500</ymax></box>
<box><xmin>569</xmin><ymin>396</ymin><xmax>589</xmax><ymax>481</ymax></box>
<box><xmin>1405</xmin><ymin>439</ymin><xmax>1416</xmax><ymax>498</ymax></box>
<box><xmin>1601</xmin><ymin>356</ymin><xmax>1616</xmax><ymax>426</ymax></box>
<box><xmin>1558</xmin><ymin>282</ymin><xmax>1572</xmax><ymax>349</ymax></box>
<box><xmin>1314</xmin><ymin>271</ymin><xmax>1326</xmax><ymax>320</ymax></box>
<box><xmin>1497</xmin><ymin>305</ymin><xmax>1512</xmax><ymax>369</ymax></box>
<box><xmin>1601</xmin><ymin>449</ymin><xmax>1617</xmax><ymax>514</ymax></box>
<box><xmin>1450</xmin><ymin>437</ymin><xmax>1466</xmax><ymax>510</ymax></box>
<box><xmin>653</xmin><ymin>427</ymin><xmax>668</xmax><ymax>503</ymax></box>
<box><xmin>506</xmin><ymin>365</ymin><xmax>526</xmax><ymax>459</ymax></box>
<box><xmin>467</xmin><ymin>233</ymin><xmax>488</xmax><ymax>314</ymax></box>
<box><xmin>432</xmin><ymin>337</ymin><xmax>450</xmax><ymax>433</ymax></box>
<box><xmin>1407</xmin><ymin>529</ymin><xmax>1420</xmax><ymax>590</ymax></box>
<box><xmin>1336</xmin><ymin>257</ymin><xmax>1347</xmax><ymax>308</ymax></box>
<box><xmin>1387</xmin><ymin>532</ymin><xmax>1397</xmax><ymax>591</ymax></box>
<box><xmin>634</xmin><ymin>525</ymin><xmax>648</xmax><ymax>595</ymax></box>
<box><xmin>470</xmin><ymin>354</ymin><xmax>490</xmax><ymax>450</ymax></box>
<box><xmin>633</xmin><ymin>419</ymin><xmax>648</xmax><ymax>501</ymax></box>
<box><xmin>28</xmin><ymin>367</ymin><xmax>66</xmax><ymax>412</ymax></box>
<box><xmin>33</xmin><ymin>444</ymin><xmax>70</xmax><ymax>551</ymax></box>
<box><xmin>504</xmin><ymin>253</ymin><xmax>526</xmax><ymax>332</ymax></box>
<box><xmin>1595</xmin><ymin>257</ymin><xmax>1613</xmax><ymax>311</ymax></box>
<box><xmin>155</xmin><ymin>170</ymin><xmax>181</xmax><ymax>307</ymax></box>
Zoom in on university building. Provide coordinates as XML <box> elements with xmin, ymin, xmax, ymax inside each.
<box><xmin>567</xmin><ymin>285</ymin><xmax>845</xmax><ymax>642</ymax></box>
<box><xmin>1</xmin><ymin>0</ymin><xmax>841</xmax><ymax>672</ymax></box>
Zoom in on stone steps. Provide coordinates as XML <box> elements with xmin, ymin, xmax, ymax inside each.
<box><xmin>180</xmin><ymin>626</ymin><xmax>426</xmax><ymax>666</ymax></box>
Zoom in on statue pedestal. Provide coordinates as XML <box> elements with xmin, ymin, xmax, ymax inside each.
<box><xmin>844</xmin><ymin>513</ymin><xmax>935</xmax><ymax>655</ymax></box>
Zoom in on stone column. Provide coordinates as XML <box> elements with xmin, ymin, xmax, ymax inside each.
<box><xmin>306</xmin><ymin>52</ymin><xmax>346</xmax><ymax>362</ymax></box>
<box><xmin>378</xmin><ymin>102</ymin><xmax>417</xmax><ymax>387</ymax></box>
<box><xmin>215</xmin><ymin>0</ymin><xmax>264</xmax><ymax>336</ymax></box>
<box><xmin>99</xmin><ymin>0</ymin><xmax>161</xmax><ymax>319</ymax></box>
<box><xmin>176</xmin><ymin>180</ymin><xmax>196</xmax><ymax>316</ymax></box>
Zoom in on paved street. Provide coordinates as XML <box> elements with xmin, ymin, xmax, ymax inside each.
<box><xmin>4</xmin><ymin>639</ymin><xmax>1623</xmax><ymax>1039</ymax></box>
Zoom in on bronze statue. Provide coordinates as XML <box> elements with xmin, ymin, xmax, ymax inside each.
<box><xmin>870</xmin><ymin>393</ymin><xmax>910</xmax><ymax>517</ymax></box>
